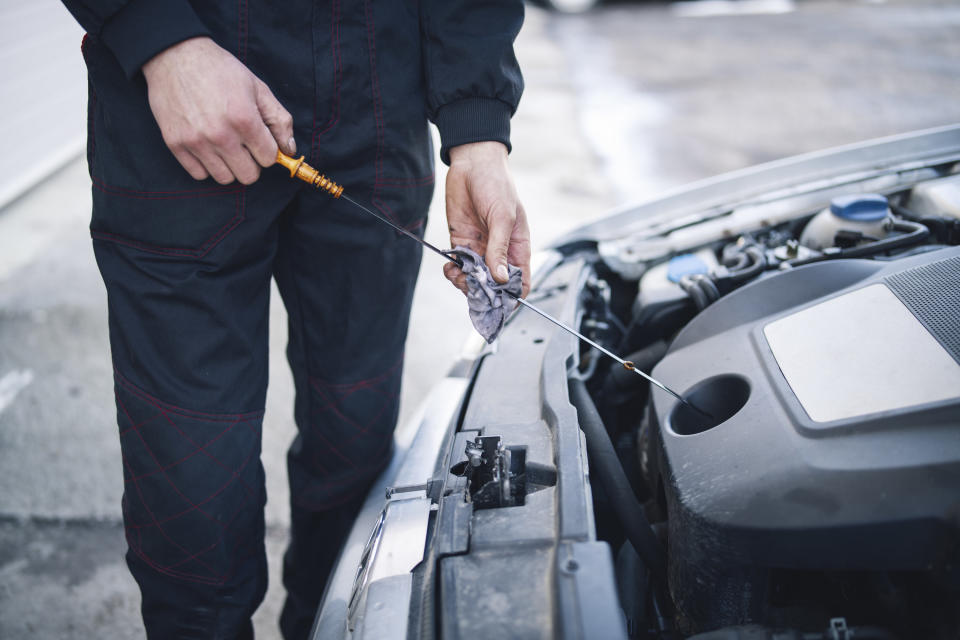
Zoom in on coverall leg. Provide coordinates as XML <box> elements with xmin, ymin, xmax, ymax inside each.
<box><xmin>93</xmin><ymin>167</ymin><xmax>429</xmax><ymax>639</ymax></box>
<box><xmin>88</xmin><ymin>26</ymin><xmax>433</xmax><ymax>632</ymax></box>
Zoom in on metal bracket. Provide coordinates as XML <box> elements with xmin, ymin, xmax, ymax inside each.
<box><xmin>385</xmin><ymin>478</ymin><xmax>441</xmax><ymax>501</ymax></box>
<box><xmin>829</xmin><ymin>617</ymin><xmax>849</xmax><ymax>640</ymax></box>
<box><xmin>452</xmin><ymin>435</ymin><xmax>527</xmax><ymax>509</ymax></box>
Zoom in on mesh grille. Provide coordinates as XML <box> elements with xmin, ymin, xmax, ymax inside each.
<box><xmin>885</xmin><ymin>255</ymin><xmax>960</xmax><ymax>364</ymax></box>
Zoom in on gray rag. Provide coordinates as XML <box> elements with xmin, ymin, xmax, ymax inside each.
<box><xmin>452</xmin><ymin>246</ymin><xmax>523</xmax><ymax>343</ymax></box>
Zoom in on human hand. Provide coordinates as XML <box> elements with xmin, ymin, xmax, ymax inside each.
<box><xmin>443</xmin><ymin>141</ymin><xmax>532</xmax><ymax>298</ymax></box>
<box><xmin>141</xmin><ymin>36</ymin><xmax>296</xmax><ymax>185</ymax></box>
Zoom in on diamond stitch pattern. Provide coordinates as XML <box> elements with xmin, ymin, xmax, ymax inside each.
<box><xmin>290</xmin><ymin>359</ymin><xmax>403</xmax><ymax>509</ymax></box>
<box><xmin>114</xmin><ymin>374</ymin><xmax>266</xmax><ymax>586</ymax></box>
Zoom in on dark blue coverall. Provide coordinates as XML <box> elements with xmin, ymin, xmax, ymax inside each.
<box><xmin>58</xmin><ymin>1</ymin><xmax>524</xmax><ymax>637</ymax></box>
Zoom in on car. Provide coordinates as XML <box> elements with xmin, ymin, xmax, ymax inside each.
<box><xmin>531</xmin><ymin>0</ymin><xmax>601</xmax><ymax>14</ymax></box>
<box><xmin>309</xmin><ymin>125</ymin><xmax>960</xmax><ymax>640</ymax></box>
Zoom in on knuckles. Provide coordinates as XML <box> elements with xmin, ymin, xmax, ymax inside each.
<box><xmin>206</xmin><ymin>126</ymin><xmax>234</xmax><ymax>148</ymax></box>
<box><xmin>487</xmin><ymin>202</ymin><xmax>517</xmax><ymax>226</ymax></box>
<box><xmin>179</xmin><ymin>132</ymin><xmax>205</xmax><ymax>150</ymax></box>
<box><xmin>227</xmin><ymin>111</ymin><xmax>257</xmax><ymax>134</ymax></box>
<box><xmin>237</xmin><ymin>167</ymin><xmax>261</xmax><ymax>185</ymax></box>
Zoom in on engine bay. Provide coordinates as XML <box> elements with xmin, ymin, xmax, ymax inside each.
<box><xmin>566</xmin><ymin>170</ymin><xmax>960</xmax><ymax>639</ymax></box>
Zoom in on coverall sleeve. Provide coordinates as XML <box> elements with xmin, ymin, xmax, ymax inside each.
<box><xmin>61</xmin><ymin>0</ymin><xmax>210</xmax><ymax>79</ymax></box>
<box><xmin>420</xmin><ymin>1</ymin><xmax>525</xmax><ymax>165</ymax></box>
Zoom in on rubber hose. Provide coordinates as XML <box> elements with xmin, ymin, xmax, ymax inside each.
<box><xmin>605</xmin><ymin>341</ymin><xmax>670</xmax><ymax>393</ymax></box>
<box><xmin>600</xmin><ymin>340</ymin><xmax>670</xmax><ymax>408</ymax></box>
<box><xmin>679</xmin><ymin>276</ymin><xmax>709</xmax><ymax>311</ymax></box>
<box><xmin>696</xmin><ymin>275</ymin><xmax>721</xmax><ymax>303</ymax></box>
<box><xmin>722</xmin><ymin>249</ymin><xmax>749</xmax><ymax>270</ymax></box>
<box><xmin>788</xmin><ymin>219</ymin><xmax>929</xmax><ymax>267</ymax></box>
<box><xmin>724</xmin><ymin>245</ymin><xmax>766</xmax><ymax>283</ymax></box>
<box><xmin>847</xmin><ymin>219</ymin><xmax>930</xmax><ymax>256</ymax></box>
<box><xmin>568</xmin><ymin>377</ymin><xmax>667</xmax><ymax>581</ymax></box>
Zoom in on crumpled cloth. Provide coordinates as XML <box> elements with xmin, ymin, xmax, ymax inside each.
<box><xmin>452</xmin><ymin>246</ymin><xmax>523</xmax><ymax>343</ymax></box>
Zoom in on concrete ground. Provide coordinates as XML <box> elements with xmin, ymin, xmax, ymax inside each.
<box><xmin>1</xmin><ymin>1</ymin><xmax>958</xmax><ymax>638</ymax></box>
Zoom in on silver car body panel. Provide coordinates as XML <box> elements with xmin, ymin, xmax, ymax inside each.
<box><xmin>311</xmin><ymin>377</ymin><xmax>468</xmax><ymax>640</ymax></box>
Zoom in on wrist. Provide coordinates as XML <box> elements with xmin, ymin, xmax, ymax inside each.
<box><xmin>449</xmin><ymin>141</ymin><xmax>509</xmax><ymax>169</ymax></box>
<box><xmin>142</xmin><ymin>36</ymin><xmax>214</xmax><ymax>84</ymax></box>
<box><xmin>100</xmin><ymin>0</ymin><xmax>211</xmax><ymax>79</ymax></box>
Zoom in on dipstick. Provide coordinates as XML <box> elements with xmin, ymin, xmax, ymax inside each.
<box><xmin>275</xmin><ymin>150</ymin><xmax>711</xmax><ymax>419</ymax></box>
<box><xmin>276</xmin><ymin>151</ymin><xmax>462</xmax><ymax>265</ymax></box>
<box><xmin>275</xmin><ymin>151</ymin><xmax>344</xmax><ymax>197</ymax></box>
<box><xmin>508</xmin><ymin>294</ymin><xmax>711</xmax><ymax>418</ymax></box>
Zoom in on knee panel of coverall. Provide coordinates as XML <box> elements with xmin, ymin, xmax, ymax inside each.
<box><xmin>118</xmin><ymin>377</ymin><xmax>268</xmax><ymax>640</ymax></box>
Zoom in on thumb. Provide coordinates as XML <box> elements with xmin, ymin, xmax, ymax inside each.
<box><xmin>255</xmin><ymin>80</ymin><xmax>296</xmax><ymax>156</ymax></box>
<box><xmin>485</xmin><ymin>206</ymin><xmax>515</xmax><ymax>284</ymax></box>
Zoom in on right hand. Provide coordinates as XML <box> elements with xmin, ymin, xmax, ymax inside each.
<box><xmin>142</xmin><ymin>36</ymin><xmax>296</xmax><ymax>185</ymax></box>
<box><xmin>442</xmin><ymin>142</ymin><xmax>532</xmax><ymax>299</ymax></box>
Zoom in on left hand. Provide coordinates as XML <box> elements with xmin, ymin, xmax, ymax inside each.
<box><xmin>443</xmin><ymin>141</ymin><xmax>532</xmax><ymax>298</ymax></box>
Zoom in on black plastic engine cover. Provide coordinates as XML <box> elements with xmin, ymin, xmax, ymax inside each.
<box><xmin>648</xmin><ymin>247</ymin><xmax>960</xmax><ymax>632</ymax></box>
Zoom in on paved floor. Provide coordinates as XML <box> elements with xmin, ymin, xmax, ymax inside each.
<box><xmin>1</xmin><ymin>1</ymin><xmax>958</xmax><ymax>638</ymax></box>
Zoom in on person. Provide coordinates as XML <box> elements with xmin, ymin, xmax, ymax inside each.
<box><xmin>58</xmin><ymin>1</ymin><xmax>531</xmax><ymax>638</ymax></box>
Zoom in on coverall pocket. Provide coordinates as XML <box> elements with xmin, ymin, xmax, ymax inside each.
<box><xmin>83</xmin><ymin>38</ymin><xmax>247</xmax><ymax>258</ymax></box>
<box><xmin>89</xmin><ymin>179</ymin><xmax>247</xmax><ymax>259</ymax></box>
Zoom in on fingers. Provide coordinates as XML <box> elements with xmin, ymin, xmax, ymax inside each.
<box><xmin>232</xmin><ymin>102</ymin><xmax>280</xmax><ymax>169</ymax></box>
<box><xmin>484</xmin><ymin>202</ymin><xmax>517</xmax><ymax>284</ymax></box>
<box><xmin>244</xmin><ymin>124</ymin><xmax>280</xmax><ymax>168</ymax></box>
<box><xmin>188</xmin><ymin>145</ymin><xmax>234</xmax><ymax>185</ymax></box>
<box><xmin>255</xmin><ymin>79</ymin><xmax>296</xmax><ymax>157</ymax></box>
<box><xmin>169</xmin><ymin>102</ymin><xmax>286</xmax><ymax>184</ymax></box>
<box><xmin>170</xmin><ymin>136</ymin><xmax>260</xmax><ymax>185</ymax></box>
<box><xmin>217</xmin><ymin>143</ymin><xmax>261</xmax><ymax>185</ymax></box>
<box><xmin>509</xmin><ymin>202</ymin><xmax>533</xmax><ymax>298</ymax></box>
<box><xmin>170</xmin><ymin>147</ymin><xmax>209</xmax><ymax>181</ymax></box>
<box><xmin>443</xmin><ymin>262</ymin><xmax>469</xmax><ymax>295</ymax></box>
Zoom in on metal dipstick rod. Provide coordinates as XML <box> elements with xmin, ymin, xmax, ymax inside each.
<box><xmin>274</xmin><ymin>151</ymin><xmax>463</xmax><ymax>265</ymax></box>
<box><xmin>275</xmin><ymin>151</ymin><xmax>711</xmax><ymax>418</ymax></box>
<box><xmin>507</xmin><ymin>294</ymin><xmax>701</xmax><ymax>411</ymax></box>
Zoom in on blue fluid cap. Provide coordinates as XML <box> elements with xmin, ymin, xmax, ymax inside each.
<box><xmin>667</xmin><ymin>254</ymin><xmax>708</xmax><ymax>283</ymax></box>
<box><xmin>829</xmin><ymin>194</ymin><xmax>889</xmax><ymax>222</ymax></box>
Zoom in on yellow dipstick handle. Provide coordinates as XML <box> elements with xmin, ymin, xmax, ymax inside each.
<box><xmin>275</xmin><ymin>149</ymin><xmax>344</xmax><ymax>198</ymax></box>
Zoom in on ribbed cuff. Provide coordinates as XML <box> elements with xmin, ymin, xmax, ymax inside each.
<box><xmin>101</xmin><ymin>0</ymin><xmax>211</xmax><ymax>79</ymax></box>
<box><xmin>435</xmin><ymin>98</ymin><xmax>513</xmax><ymax>166</ymax></box>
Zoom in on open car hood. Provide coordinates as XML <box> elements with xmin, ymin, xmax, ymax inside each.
<box><xmin>312</xmin><ymin>124</ymin><xmax>960</xmax><ymax>640</ymax></box>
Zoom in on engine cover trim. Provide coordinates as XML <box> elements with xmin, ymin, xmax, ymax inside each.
<box><xmin>648</xmin><ymin>246</ymin><xmax>960</xmax><ymax>632</ymax></box>
<box><xmin>764</xmin><ymin>282</ymin><xmax>960</xmax><ymax>422</ymax></box>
